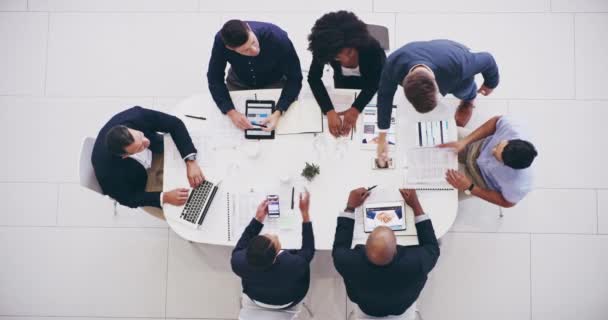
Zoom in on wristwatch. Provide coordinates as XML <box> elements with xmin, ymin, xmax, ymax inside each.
<box><xmin>185</xmin><ymin>154</ymin><xmax>197</xmax><ymax>162</ymax></box>
<box><xmin>345</xmin><ymin>206</ymin><xmax>355</xmax><ymax>213</ymax></box>
<box><xmin>464</xmin><ymin>183</ymin><xmax>475</xmax><ymax>195</ymax></box>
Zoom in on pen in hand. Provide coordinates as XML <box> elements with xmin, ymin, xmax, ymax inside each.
<box><xmin>367</xmin><ymin>185</ymin><xmax>378</xmax><ymax>191</ymax></box>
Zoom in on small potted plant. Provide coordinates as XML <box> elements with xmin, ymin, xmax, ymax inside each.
<box><xmin>301</xmin><ymin>162</ymin><xmax>320</xmax><ymax>182</ymax></box>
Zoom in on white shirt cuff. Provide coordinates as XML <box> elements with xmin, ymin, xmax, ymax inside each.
<box><xmin>339</xmin><ymin>211</ymin><xmax>355</xmax><ymax>220</ymax></box>
<box><xmin>183</xmin><ymin>153</ymin><xmax>196</xmax><ymax>161</ymax></box>
<box><xmin>160</xmin><ymin>192</ymin><xmax>164</xmax><ymax>206</ymax></box>
<box><xmin>415</xmin><ymin>213</ymin><xmax>430</xmax><ymax>224</ymax></box>
<box><xmin>377</xmin><ymin>129</ymin><xmax>389</xmax><ymax>133</ymax></box>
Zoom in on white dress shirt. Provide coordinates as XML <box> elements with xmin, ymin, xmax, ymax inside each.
<box><xmin>341</xmin><ymin>65</ymin><xmax>361</xmax><ymax>77</ymax></box>
<box><xmin>128</xmin><ymin>149</ymin><xmax>196</xmax><ymax>206</ymax></box>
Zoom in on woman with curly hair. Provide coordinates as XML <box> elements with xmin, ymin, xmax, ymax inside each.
<box><xmin>307</xmin><ymin>11</ymin><xmax>386</xmax><ymax>137</ymax></box>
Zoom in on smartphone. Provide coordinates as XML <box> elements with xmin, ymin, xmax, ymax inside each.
<box><xmin>267</xmin><ymin>195</ymin><xmax>280</xmax><ymax>218</ymax></box>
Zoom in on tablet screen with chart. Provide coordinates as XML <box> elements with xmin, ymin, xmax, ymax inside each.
<box><xmin>363</xmin><ymin>202</ymin><xmax>406</xmax><ymax>232</ymax></box>
<box><xmin>245</xmin><ymin>100</ymin><xmax>275</xmax><ymax>139</ymax></box>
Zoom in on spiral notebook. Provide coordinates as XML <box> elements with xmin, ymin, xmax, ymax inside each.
<box><xmin>226</xmin><ymin>191</ymin><xmax>261</xmax><ymax>242</ymax></box>
<box><xmin>404</xmin><ymin>147</ymin><xmax>457</xmax><ymax>190</ymax></box>
<box><xmin>226</xmin><ymin>189</ymin><xmax>301</xmax><ymax>247</ymax></box>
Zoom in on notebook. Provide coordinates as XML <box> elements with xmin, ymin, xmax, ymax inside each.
<box><xmin>226</xmin><ymin>190</ymin><xmax>300</xmax><ymax>244</ymax></box>
<box><xmin>276</xmin><ymin>100</ymin><xmax>323</xmax><ymax>135</ymax></box>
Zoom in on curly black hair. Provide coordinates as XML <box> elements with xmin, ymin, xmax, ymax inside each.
<box><xmin>308</xmin><ymin>11</ymin><xmax>376</xmax><ymax>63</ymax></box>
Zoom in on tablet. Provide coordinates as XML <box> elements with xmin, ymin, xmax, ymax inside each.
<box><xmin>245</xmin><ymin>100</ymin><xmax>275</xmax><ymax>140</ymax></box>
<box><xmin>363</xmin><ymin>201</ymin><xmax>407</xmax><ymax>233</ymax></box>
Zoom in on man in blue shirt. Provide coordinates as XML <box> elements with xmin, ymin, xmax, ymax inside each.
<box><xmin>439</xmin><ymin>116</ymin><xmax>537</xmax><ymax>208</ymax></box>
<box><xmin>375</xmin><ymin>40</ymin><xmax>499</xmax><ymax>166</ymax></box>
<box><xmin>207</xmin><ymin>20</ymin><xmax>303</xmax><ymax>132</ymax></box>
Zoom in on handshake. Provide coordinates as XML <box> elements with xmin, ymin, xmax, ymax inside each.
<box><xmin>345</xmin><ymin>187</ymin><xmax>424</xmax><ymax>216</ymax></box>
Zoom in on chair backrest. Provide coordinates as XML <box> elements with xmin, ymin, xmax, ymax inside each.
<box><xmin>367</xmin><ymin>24</ymin><xmax>390</xmax><ymax>51</ymax></box>
<box><xmin>78</xmin><ymin>137</ymin><xmax>103</xmax><ymax>194</ymax></box>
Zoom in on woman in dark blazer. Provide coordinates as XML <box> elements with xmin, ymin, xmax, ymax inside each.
<box><xmin>307</xmin><ymin>11</ymin><xmax>386</xmax><ymax>137</ymax></box>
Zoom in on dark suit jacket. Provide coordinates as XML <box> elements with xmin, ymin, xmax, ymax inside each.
<box><xmin>231</xmin><ymin>218</ymin><xmax>315</xmax><ymax>306</ymax></box>
<box><xmin>332</xmin><ymin>216</ymin><xmax>440</xmax><ymax>317</ymax></box>
<box><xmin>307</xmin><ymin>40</ymin><xmax>386</xmax><ymax>114</ymax></box>
<box><xmin>91</xmin><ymin>106</ymin><xmax>197</xmax><ymax>208</ymax></box>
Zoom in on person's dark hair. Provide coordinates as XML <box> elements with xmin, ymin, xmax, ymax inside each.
<box><xmin>403</xmin><ymin>73</ymin><xmax>437</xmax><ymax>113</ymax></box>
<box><xmin>105</xmin><ymin>125</ymin><xmax>134</xmax><ymax>156</ymax></box>
<box><xmin>246</xmin><ymin>235</ymin><xmax>277</xmax><ymax>269</ymax></box>
<box><xmin>308</xmin><ymin>11</ymin><xmax>376</xmax><ymax>63</ymax></box>
<box><xmin>220</xmin><ymin>19</ymin><xmax>250</xmax><ymax>48</ymax></box>
<box><xmin>502</xmin><ymin>139</ymin><xmax>538</xmax><ymax>169</ymax></box>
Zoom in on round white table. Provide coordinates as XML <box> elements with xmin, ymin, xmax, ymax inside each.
<box><xmin>163</xmin><ymin>89</ymin><xmax>458</xmax><ymax>250</ymax></box>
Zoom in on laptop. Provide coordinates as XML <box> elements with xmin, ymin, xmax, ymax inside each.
<box><xmin>179</xmin><ymin>180</ymin><xmax>220</xmax><ymax>227</ymax></box>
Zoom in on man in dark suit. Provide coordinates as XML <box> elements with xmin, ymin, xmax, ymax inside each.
<box><xmin>231</xmin><ymin>192</ymin><xmax>315</xmax><ymax>309</ymax></box>
<box><xmin>92</xmin><ymin>106</ymin><xmax>205</xmax><ymax>214</ymax></box>
<box><xmin>332</xmin><ymin>188</ymin><xmax>440</xmax><ymax>318</ymax></box>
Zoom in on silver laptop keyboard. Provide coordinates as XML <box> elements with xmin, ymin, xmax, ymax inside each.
<box><xmin>180</xmin><ymin>180</ymin><xmax>217</xmax><ymax>225</ymax></box>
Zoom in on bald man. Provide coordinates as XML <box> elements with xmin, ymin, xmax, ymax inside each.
<box><xmin>332</xmin><ymin>188</ymin><xmax>440</xmax><ymax>318</ymax></box>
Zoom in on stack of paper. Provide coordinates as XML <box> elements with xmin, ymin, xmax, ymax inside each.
<box><xmin>405</xmin><ymin>147</ymin><xmax>457</xmax><ymax>190</ymax></box>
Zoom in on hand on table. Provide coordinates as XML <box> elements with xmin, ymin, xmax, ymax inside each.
<box><xmin>186</xmin><ymin>160</ymin><xmax>205</xmax><ymax>188</ymax></box>
<box><xmin>261</xmin><ymin>110</ymin><xmax>281</xmax><ymax>131</ymax></box>
<box><xmin>327</xmin><ymin>110</ymin><xmax>342</xmax><ymax>137</ymax></box>
<box><xmin>346</xmin><ymin>187</ymin><xmax>370</xmax><ymax>211</ymax></box>
<box><xmin>227</xmin><ymin>110</ymin><xmax>253</xmax><ymax>130</ymax></box>
<box><xmin>445</xmin><ymin>169</ymin><xmax>472</xmax><ymax>191</ymax></box>
<box><xmin>338</xmin><ymin>107</ymin><xmax>359</xmax><ymax>137</ymax></box>
<box><xmin>299</xmin><ymin>191</ymin><xmax>311</xmax><ymax>222</ymax></box>
<box><xmin>399</xmin><ymin>188</ymin><xmax>423</xmax><ymax>216</ymax></box>
<box><xmin>163</xmin><ymin>188</ymin><xmax>190</xmax><ymax>206</ymax></box>
<box><xmin>255</xmin><ymin>199</ymin><xmax>269</xmax><ymax>222</ymax></box>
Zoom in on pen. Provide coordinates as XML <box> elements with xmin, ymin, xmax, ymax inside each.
<box><xmin>290</xmin><ymin>187</ymin><xmax>295</xmax><ymax>210</ymax></box>
<box><xmin>367</xmin><ymin>185</ymin><xmax>378</xmax><ymax>191</ymax></box>
<box><xmin>251</xmin><ymin>122</ymin><xmax>268</xmax><ymax>128</ymax></box>
<box><xmin>185</xmin><ymin>114</ymin><xmax>206</xmax><ymax>120</ymax></box>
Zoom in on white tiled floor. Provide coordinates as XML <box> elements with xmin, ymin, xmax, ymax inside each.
<box><xmin>531</xmin><ymin>235</ymin><xmax>608</xmax><ymax>320</ymax></box>
<box><xmin>0</xmin><ymin>12</ymin><xmax>48</xmax><ymax>95</ymax></box>
<box><xmin>0</xmin><ymin>2</ymin><xmax>606</xmax><ymax>320</ymax></box>
<box><xmin>418</xmin><ymin>233</ymin><xmax>531</xmax><ymax>320</ymax></box>
<box><xmin>575</xmin><ymin>14</ymin><xmax>608</xmax><ymax>99</ymax></box>
<box><xmin>598</xmin><ymin>190</ymin><xmax>608</xmax><ymax>234</ymax></box>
